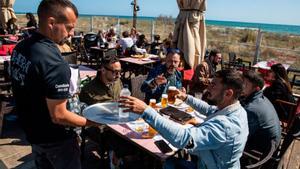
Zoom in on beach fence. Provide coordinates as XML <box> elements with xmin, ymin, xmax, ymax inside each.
<box><xmin>15</xmin><ymin>14</ymin><xmax>300</xmax><ymax>69</ymax></box>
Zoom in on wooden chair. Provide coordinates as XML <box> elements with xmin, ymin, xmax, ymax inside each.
<box><xmin>242</xmin><ymin>140</ymin><xmax>277</xmax><ymax>169</ymax></box>
<box><xmin>290</xmin><ymin>73</ymin><xmax>300</xmax><ymax>88</ymax></box>
<box><xmin>62</xmin><ymin>51</ymin><xmax>77</xmax><ymax>64</ymax></box>
<box><xmin>0</xmin><ymin>61</ymin><xmax>13</xmax><ymax>136</ymax></box>
<box><xmin>131</xmin><ymin>74</ymin><xmax>147</xmax><ymax>101</ymax></box>
<box><xmin>275</xmin><ymin>99</ymin><xmax>300</xmax><ymax>133</ymax></box>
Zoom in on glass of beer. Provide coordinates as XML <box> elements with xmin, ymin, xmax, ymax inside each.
<box><xmin>149</xmin><ymin>99</ymin><xmax>156</xmax><ymax>108</ymax></box>
<box><xmin>161</xmin><ymin>94</ymin><xmax>168</xmax><ymax>108</ymax></box>
<box><xmin>167</xmin><ymin>86</ymin><xmax>177</xmax><ymax>104</ymax></box>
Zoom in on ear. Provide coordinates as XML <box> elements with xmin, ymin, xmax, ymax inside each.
<box><xmin>47</xmin><ymin>17</ymin><xmax>56</xmax><ymax>30</ymax></box>
<box><xmin>225</xmin><ymin>89</ymin><xmax>234</xmax><ymax>98</ymax></box>
<box><xmin>255</xmin><ymin>86</ymin><xmax>261</xmax><ymax>91</ymax></box>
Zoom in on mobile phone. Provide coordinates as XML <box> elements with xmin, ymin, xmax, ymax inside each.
<box><xmin>154</xmin><ymin>140</ymin><xmax>173</xmax><ymax>153</ymax></box>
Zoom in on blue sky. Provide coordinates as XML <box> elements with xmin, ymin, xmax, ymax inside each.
<box><xmin>13</xmin><ymin>0</ymin><xmax>300</xmax><ymax>26</ymax></box>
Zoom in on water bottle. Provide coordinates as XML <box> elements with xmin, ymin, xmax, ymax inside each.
<box><xmin>119</xmin><ymin>84</ymin><xmax>131</xmax><ymax>118</ymax></box>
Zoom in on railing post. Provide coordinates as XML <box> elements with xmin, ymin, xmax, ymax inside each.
<box><xmin>253</xmin><ymin>29</ymin><xmax>263</xmax><ymax>65</ymax></box>
<box><xmin>151</xmin><ymin>19</ymin><xmax>155</xmax><ymax>42</ymax></box>
<box><xmin>90</xmin><ymin>16</ymin><xmax>94</xmax><ymax>32</ymax></box>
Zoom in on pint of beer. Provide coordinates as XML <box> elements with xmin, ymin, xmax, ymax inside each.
<box><xmin>149</xmin><ymin>99</ymin><xmax>156</xmax><ymax>108</ymax></box>
<box><xmin>167</xmin><ymin>86</ymin><xmax>176</xmax><ymax>104</ymax></box>
<box><xmin>161</xmin><ymin>94</ymin><xmax>168</xmax><ymax>108</ymax></box>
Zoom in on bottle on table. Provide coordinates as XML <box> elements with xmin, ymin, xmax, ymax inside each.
<box><xmin>119</xmin><ymin>84</ymin><xmax>131</xmax><ymax>118</ymax></box>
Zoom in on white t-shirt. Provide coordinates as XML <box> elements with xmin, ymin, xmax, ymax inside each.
<box><xmin>119</xmin><ymin>37</ymin><xmax>134</xmax><ymax>51</ymax></box>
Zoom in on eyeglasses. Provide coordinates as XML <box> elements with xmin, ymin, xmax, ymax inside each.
<box><xmin>166</xmin><ymin>48</ymin><xmax>181</xmax><ymax>55</ymax></box>
<box><xmin>104</xmin><ymin>66</ymin><xmax>121</xmax><ymax>75</ymax></box>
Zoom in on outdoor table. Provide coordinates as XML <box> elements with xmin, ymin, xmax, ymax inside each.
<box><xmin>79</xmin><ymin>65</ymin><xmax>97</xmax><ymax>79</ymax></box>
<box><xmin>106</xmin><ymin>101</ymin><xmax>205</xmax><ymax>162</ymax></box>
<box><xmin>119</xmin><ymin>56</ymin><xmax>160</xmax><ymax>79</ymax></box>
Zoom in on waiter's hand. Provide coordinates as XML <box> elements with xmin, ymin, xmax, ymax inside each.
<box><xmin>119</xmin><ymin>96</ymin><xmax>148</xmax><ymax>114</ymax></box>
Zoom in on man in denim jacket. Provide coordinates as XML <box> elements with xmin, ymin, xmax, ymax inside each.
<box><xmin>121</xmin><ymin>69</ymin><xmax>248</xmax><ymax>169</ymax></box>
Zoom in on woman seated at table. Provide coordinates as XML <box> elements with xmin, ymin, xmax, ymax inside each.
<box><xmin>264</xmin><ymin>63</ymin><xmax>296</xmax><ymax>120</ymax></box>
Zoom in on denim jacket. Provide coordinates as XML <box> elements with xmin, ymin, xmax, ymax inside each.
<box><xmin>142</xmin><ymin>95</ymin><xmax>248</xmax><ymax>169</ymax></box>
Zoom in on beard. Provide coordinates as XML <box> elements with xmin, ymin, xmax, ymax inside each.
<box><xmin>167</xmin><ymin>65</ymin><xmax>176</xmax><ymax>74</ymax></box>
<box><xmin>206</xmin><ymin>91</ymin><xmax>225</xmax><ymax>106</ymax></box>
<box><xmin>58</xmin><ymin>37</ymin><xmax>69</xmax><ymax>45</ymax></box>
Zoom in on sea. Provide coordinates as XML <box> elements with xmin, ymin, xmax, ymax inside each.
<box><xmin>81</xmin><ymin>14</ymin><xmax>300</xmax><ymax>36</ymax></box>
<box><xmin>16</xmin><ymin>12</ymin><xmax>300</xmax><ymax>35</ymax></box>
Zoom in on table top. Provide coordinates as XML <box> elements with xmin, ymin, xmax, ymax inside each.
<box><xmin>106</xmin><ymin>102</ymin><xmax>206</xmax><ymax>161</ymax></box>
<box><xmin>0</xmin><ymin>55</ymin><xmax>10</xmax><ymax>63</ymax></box>
<box><xmin>107</xmin><ymin>123</ymin><xmax>174</xmax><ymax>161</ymax></box>
<box><xmin>79</xmin><ymin>65</ymin><xmax>97</xmax><ymax>79</ymax></box>
<box><xmin>120</xmin><ymin>57</ymin><xmax>158</xmax><ymax>65</ymax></box>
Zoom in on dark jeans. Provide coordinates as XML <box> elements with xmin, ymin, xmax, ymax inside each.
<box><xmin>32</xmin><ymin>136</ymin><xmax>81</xmax><ymax>169</ymax></box>
<box><xmin>163</xmin><ymin>157</ymin><xmax>197</xmax><ymax>169</ymax></box>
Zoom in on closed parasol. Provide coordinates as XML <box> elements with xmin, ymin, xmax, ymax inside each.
<box><xmin>0</xmin><ymin>0</ymin><xmax>17</xmax><ymax>30</ymax></box>
<box><xmin>172</xmin><ymin>0</ymin><xmax>206</xmax><ymax>68</ymax></box>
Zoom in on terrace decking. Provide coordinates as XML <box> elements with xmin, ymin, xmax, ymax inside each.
<box><xmin>0</xmin><ymin>118</ymin><xmax>105</xmax><ymax>169</ymax></box>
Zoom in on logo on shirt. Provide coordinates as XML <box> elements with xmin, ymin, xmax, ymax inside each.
<box><xmin>11</xmin><ymin>51</ymin><xmax>31</xmax><ymax>86</ymax></box>
<box><xmin>55</xmin><ymin>83</ymin><xmax>69</xmax><ymax>92</ymax></box>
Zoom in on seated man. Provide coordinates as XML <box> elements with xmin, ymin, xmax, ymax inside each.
<box><xmin>240</xmin><ymin>70</ymin><xmax>281</xmax><ymax>152</ymax></box>
<box><xmin>121</xmin><ymin>69</ymin><xmax>249</xmax><ymax>169</ymax></box>
<box><xmin>141</xmin><ymin>48</ymin><xmax>182</xmax><ymax>103</ymax></box>
<box><xmin>189</xmin><ymin>49</ymin><xmax>222</xmax><ymax>95</ymax></box>
<box><xmin>79</xmin><ymin>55</ymin><xmax>122</xmax><ymax>104</ymax></box>
<box><xmin>79</xmin><ymin>56</ymin><xmax>140</xmax><ymax>167</ymax></box>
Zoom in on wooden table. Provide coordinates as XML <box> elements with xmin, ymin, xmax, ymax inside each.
<box><xmin>119</xmin><ymin>56</ymin><xmax>160</xmax><ymax>80</ymax></box>
<box><xmin>79</xmin><ymin>65</ymin><xmax>97</xmax><ymax>79</ymax></box>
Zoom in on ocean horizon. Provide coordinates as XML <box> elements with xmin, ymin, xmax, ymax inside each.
<box><xmin>16</xmin><ymin>12</ymin><xmax>300</xmax><ymax>35</ymax></box>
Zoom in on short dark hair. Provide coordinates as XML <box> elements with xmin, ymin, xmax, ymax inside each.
<box><xmin>214</xmin><ymin>69</ymin><xmax>244</xmax><ymax>99</ymax></box>
<box><xmin>166</xmin><ymin>48</ymin><xmax>182</xmax><ymax>57</ymax></box>
<box><xmin>101</xmin><ymin>55</ymin><xmax>119</xmax><ymax>67</ymax></box>
<box><xmin>209</xmin><ymin>49</ymin><xmax>221</xmax><ymax>57</ymax></box>
<box><xmin>122</xmin><ymin>31</ymin><xmax>129</xmax><ymax>38</ymax></box>
<box><xmin>243</xmin><ymin>70</ymin><xmax>264</xmax><ymax>89</ymax></box>
<box><xmin>37</xmin><ymin>0</ymin><xmax>78</xmax><ymax>23</ymax></box>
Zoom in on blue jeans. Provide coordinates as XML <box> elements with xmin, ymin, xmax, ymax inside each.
<box><xmin>163</xmin><ymin>157</ymin><xmax>197</xmax><ymax>169</ymax></box>
<box><xmin>32</xmin><ymin>136</ymin><xmax>81</xmax><ymax>169</ymax></box>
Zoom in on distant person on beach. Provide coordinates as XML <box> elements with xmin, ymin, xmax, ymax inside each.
<box><xmin>10</xmin><ymin>0</ymin><xmax>94</xmax><ymax>169</ymax></box>
<box><xmin>189</xmin><ymin>49</ymin><xmax>222</xmax><ymax>95</ymax></box>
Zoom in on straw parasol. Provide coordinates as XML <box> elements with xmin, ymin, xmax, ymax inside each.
<box><xmin>172</xmin><ymin>0</ymin><xmax>206</xmax><ymax>68</ymax></box>
<box><xmin>0</xmin><ymin>0</ymin><xmax>17</xmax><ymax>30</ymax></box>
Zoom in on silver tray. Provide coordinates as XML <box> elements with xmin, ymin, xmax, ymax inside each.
<box><xmin>82</xmin><ymin>102</ymin><xmax>140</xmax><ymax>124</ymax></box>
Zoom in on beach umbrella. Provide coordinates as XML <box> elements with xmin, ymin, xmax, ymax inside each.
<box><xmin>172</xmin><ymin>0</ymin><xmax>206</xmax><ymax>68</ymax></box>
<box><xmin>0</xmin><ymin>0</ymin><xmax>17</xmax><ymax>30</ymax></box>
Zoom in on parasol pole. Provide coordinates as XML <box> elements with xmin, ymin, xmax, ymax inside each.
<box><xmin>131</xmin><ymin>0</ymin><xmax>139</xmax><ymax>28</ymax></box>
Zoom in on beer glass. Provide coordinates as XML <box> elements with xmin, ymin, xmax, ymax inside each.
<box><xmin>149</xmin><ymin>99</ymin><xmax>156</xmax><ymax>108</ymax></box>
<box><xmin>161</xmin><ymin>94</ymin><xmax>168</xmax><ymax>108</ymax></box>
<box><xmin>167</xmin><ymin>86</ymin><xmax>176</xmax><ymax>104</ymax></box>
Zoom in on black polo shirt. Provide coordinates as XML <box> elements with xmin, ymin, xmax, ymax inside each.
<box><xmin>10</xmin><ymin>32</ymin><xmax>74</xmax><ymax>144</ymax></box>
